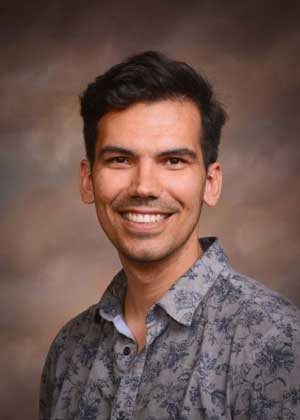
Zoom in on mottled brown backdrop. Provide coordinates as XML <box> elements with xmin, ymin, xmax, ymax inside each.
<box><xmin>1</xmin><ymin>1</ymin><xmax>299</xmax><ymax>419</ymax></box>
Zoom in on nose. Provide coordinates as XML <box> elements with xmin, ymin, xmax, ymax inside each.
<box><xmin>128</xmin><ymin>159</ymin><xmax>161</xmax><ymax>199</ymax></box>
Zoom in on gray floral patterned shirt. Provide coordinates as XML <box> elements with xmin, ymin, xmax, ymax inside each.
<box><xmin>39</xmin><ymin>237</ymin><xmax>300</xmax><ymax>420</ymax></box>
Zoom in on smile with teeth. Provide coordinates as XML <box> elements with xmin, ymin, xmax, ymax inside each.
<box><xmin>121</xmin><ymin>212</ymin><xmax>170</xmax><ymax>224</ymax></box>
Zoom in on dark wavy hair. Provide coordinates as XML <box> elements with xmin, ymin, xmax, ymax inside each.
<box><xmin>80</xmin><ymin>51</ymin><xmax>226</xmax><ymax>171</ymax></box>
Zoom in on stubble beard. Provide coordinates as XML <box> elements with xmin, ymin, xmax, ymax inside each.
<box><xmin>115</xmin><ymin>205</ymin><xmax>203</xmax><ymax>266</ymax></box>
<box><xmin>95</xmin><ymin>194</ymin><xmax>204</xmax><ymax>266</ymax></box>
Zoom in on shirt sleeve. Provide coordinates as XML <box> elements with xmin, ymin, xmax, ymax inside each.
<box><xmin>38</xmin><ymin>306</ymin><xmax>95</xmax><ymax>419</ymax></box>
<box><xmin>233</xmin><ymin>332</ymin><xmax>300</xmax><ymax>419</ymax></box>
<box><xmin>38</xmin><ymin>320</ymin><xmax>73</xmax><ymax>420</ymax></box>
<box><xmin>38</xmin><ymin>340</ymin><xmax>58</xmax><ymax>420</ymax></box>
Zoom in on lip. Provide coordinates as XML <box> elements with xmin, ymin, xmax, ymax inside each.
<box><xmin>118</xmin><ymin>211</ymin><xmax>174</xmax><ymax>235</ymax></box>
<box><xmin>118</xmin><ymin>208</ymin><xmax>174</xmax><ymax>215</ymax></box>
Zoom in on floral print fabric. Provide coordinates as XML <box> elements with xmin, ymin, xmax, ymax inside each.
<box><xmin>39</xmin><ymin>237</ymin><xmax>300</xmax><ymax>419</ymax></box>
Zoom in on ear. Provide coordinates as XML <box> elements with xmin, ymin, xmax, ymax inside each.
<box><xmin>79</xmin><ymin>159</ymin><xmax>95</xmax><ymax>204</ymax></box>
<box><xmin>203</xmin><ymin>162</ymin><xmax>222</xmax><ymax>207</ymax></box>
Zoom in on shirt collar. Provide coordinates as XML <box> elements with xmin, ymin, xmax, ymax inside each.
<box><xmin>157</xmin><ymin>237</ymin><xmax>229</xmax><ymax>326</ymax></box>
<box><xmin>97</xmin><ymin>269</ymin><xmax>127</xmax><ymax>322</ymax></box>
<box><xmin>96</xmin><ymin>237</ymin><xmax>229</xmax><ymax>326</ymax></box>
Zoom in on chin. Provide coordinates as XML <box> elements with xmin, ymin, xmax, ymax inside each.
<box><xmin>121</xmin><ymin>249</ymin><xmax>167</xmax><ymax>264</ymax></box>
<box><xmin>117</xmin><ymin>240</ymin><xmax>181</xmax><ymax>265</ymax></box>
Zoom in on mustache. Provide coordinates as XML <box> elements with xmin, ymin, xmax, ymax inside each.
<box><xmin>111</xmin><ymin>197</ymin><xmax>181</xmax><ymax>213</ymax></box>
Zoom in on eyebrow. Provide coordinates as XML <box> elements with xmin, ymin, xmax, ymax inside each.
<box><xmin>97</xmin><ymin>146</ymin><xmax>135</xmax><ymax>159</ymax></box>
<box><xmin>97</xmin><ymin>145</ymin><xmax>198</xmax><ymax>161</ymax></box>
<box><xmin>158</xmin><ymin>148</ymin><xmax>197</xmax><ymax>160</ymax></box>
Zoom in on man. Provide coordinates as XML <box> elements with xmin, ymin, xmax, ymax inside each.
<box><xmin>39</xmin><ymin>51</ymin><xmax>300</xmax><ymax>420</ymax></box>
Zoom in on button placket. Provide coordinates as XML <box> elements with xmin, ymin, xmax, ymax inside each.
<box><xmin>111</xmin><ymin>349</ymin><xmax>147</xmax><ymax>420</ymax></box>
<box><xmin>112</xmin><ymin>308</ymin><xmax>166</xmax><ymax>419</ymax></box>
<box><xmin>123</xmin><ymin>346</ymin><xmax>131</xmax><ymax>356</ymax></box>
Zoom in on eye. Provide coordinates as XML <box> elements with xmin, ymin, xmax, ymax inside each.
<box><xmin>165</xmin><ymin>157</ymin><xmax>185</xmax><ymax>166</ymax></box>
<box><xmin>112</xmin><ymin>156</ymin><xmax>128</xmax><ymax>163</ymax></box>
<box><xmin>106</xmin><ymin>156</ymin><xmax>130</xmax><ymax>166</ymax></box>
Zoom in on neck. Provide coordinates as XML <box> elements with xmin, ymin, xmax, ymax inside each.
<box><xmin>120</xmin><ymin>238</ymin><xmax>202</xmax><ymax>322</ymax></box>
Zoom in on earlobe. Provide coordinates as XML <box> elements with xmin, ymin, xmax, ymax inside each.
<box><xmin>203</xmin><ymin>162</ymin><xmax>222</xmax><ymax>207</ymax></box>
<box><xmin>79</xmin><ymin>159</ymin><xmax>95</xmax><ymax>204</ymax></box>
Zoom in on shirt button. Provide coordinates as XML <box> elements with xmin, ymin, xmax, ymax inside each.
<box><xmin>123</xmin><ymin>346</ymin><xmax>131</xmax><ymax>356</ymax></box>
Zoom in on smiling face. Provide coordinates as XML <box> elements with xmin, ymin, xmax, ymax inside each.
<box><xmin>80</xmin><ymin>99</ymin><xmax>222</xmax><ymax>266</ymax></box>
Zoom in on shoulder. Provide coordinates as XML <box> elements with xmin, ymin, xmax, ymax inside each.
<box><xmin>209</xmin><ymin>263</ymin><xmax>299</xmax><ymax>318</ymax></box>
<box><xmin>45</xmin><ymin>303</ymin><xmax>99</xmax><ymax>367</ymax></box>
<box><xmin>39</xmin><ymin>303</ymin><xmax>102</xmax><ymax>418</ymax></box>
<box><xmin>202</xmin><ymin>265</ymin><xmax>300</xmax><ymax>352</ymax></box>
<box><xmin>226</xmin><ymin>266</ymin><xmax>299</xmax><ymax>323</ymax></box>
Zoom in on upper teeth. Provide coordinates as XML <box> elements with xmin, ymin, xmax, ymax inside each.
<box><xmin>122</xmin><ymin>212</ymin><xmax>167</xmax><ymax>223</ymax></box>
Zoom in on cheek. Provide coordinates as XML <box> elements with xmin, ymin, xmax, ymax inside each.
<box><xmin>93</xmin><ymin>170</ymin><xmax>129</xmax><ymax>205</ymax></box>
<box><xmin>165</xmin><ymin>171</ymin><xmax>204</xmax><ymax>208</ymax></box>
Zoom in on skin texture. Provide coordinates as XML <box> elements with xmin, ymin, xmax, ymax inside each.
<box><xmin>80</xmin><ymin>99</ymin><xmax>222</xmax><ymax>349</ymax></box>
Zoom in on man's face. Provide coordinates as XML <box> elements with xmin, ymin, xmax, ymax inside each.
<box><xmin>80</xmin><ymin>99</ymin><xmax>221</xmax><ymax>264</ymax></box>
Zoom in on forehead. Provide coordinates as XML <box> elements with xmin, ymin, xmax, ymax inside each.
<box><xmin>96</xmin><ymin>99</ymin><xmax>202</xmax><ymax>153</ymax></box>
